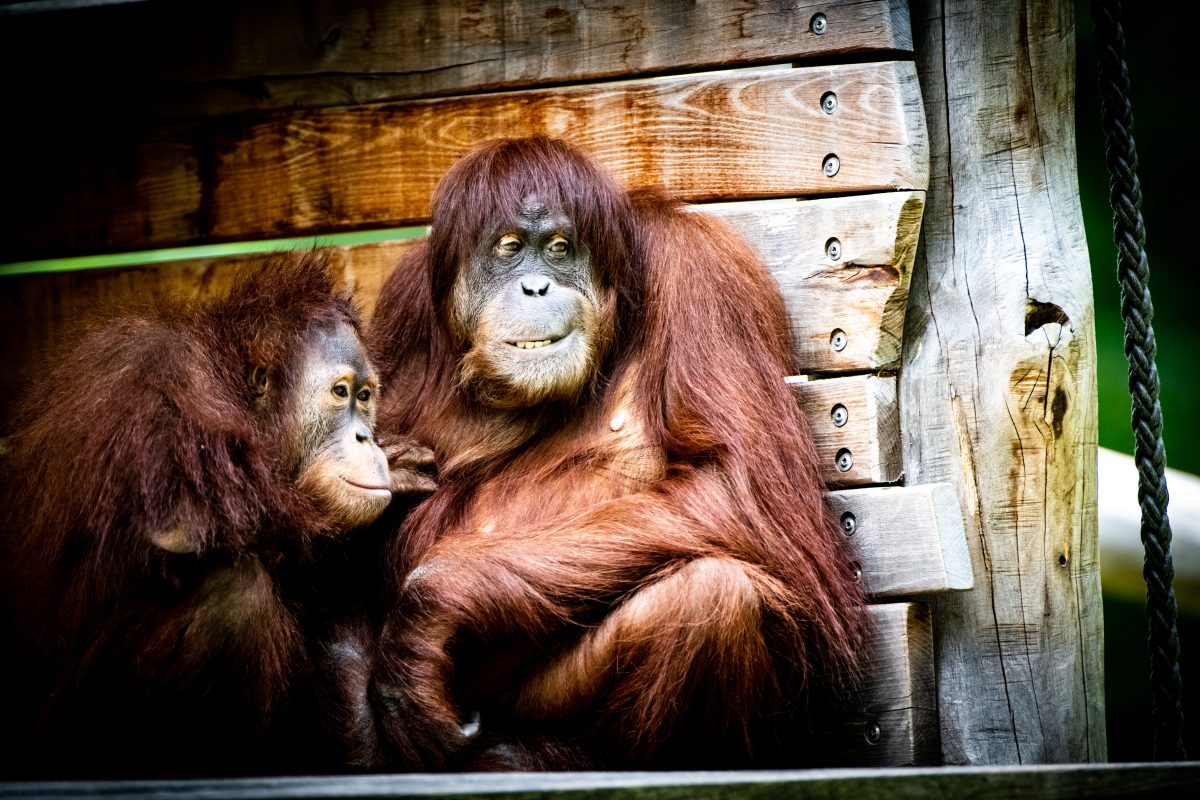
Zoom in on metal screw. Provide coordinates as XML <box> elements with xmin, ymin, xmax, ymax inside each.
<box><xmin>826</xmin><ymin>237</ymin><xmax>842</xmax><ymax>261</ymax></box>
<box><xmin>830</xmin><ymin>328</ymin><xmax>847</xmax><ymax>351</ymax></box>
<box><xmin>836</xmin><ymin>448</ymin><xmax>853</xmax><ymax>472</ymax></box>
<box><xmin>823</xmin><ymin>154</ymin><xmax>840</xmax><ymax>177</ymax></box>
<box><xmin>821</xmin><ymin>91</ymin><xmax>838</xmax><ymax>114</ymax></box>
<box><xmin>840</xmin><ymin>511</ymin><xmax>857</xmax><ymax>535</ymax></box>
<box><xmin>851</xmin><ymin>561</ymin><xmax>862</xmax><ymax>582</ymax></box>
<box><xmin>811</xmin><ymin>13</ymin><xmax>828</xmax><ymax>35</ymax></box>
<box><xmin>831</xmin><ymin>403</ymin><xmax>848</xmax><ymax>427</ymax></box>
<box><xmin>865</xmin><ymin>721</ymin><xmax>882</xmax><ymax>744</ymax></box>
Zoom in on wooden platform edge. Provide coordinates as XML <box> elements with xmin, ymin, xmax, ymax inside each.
<box><xmin>5</xmin><ymin>762</ymin><xmax>1195</xmax><ymax>799</ymax></box>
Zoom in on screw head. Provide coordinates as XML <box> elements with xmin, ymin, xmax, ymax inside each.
<box><xmin>826</xmin><ymin>237</ymin><xmax>842</xmax><ymax>261</ymax></box>
<box><xmin>851</xmin><ymin>561</ymin><xmax>862</xmax><ymax>582</ymax></box>
<box><xmin>836</xmin><ymin>448</ymin><xmax>853</xmax><ymax>472</ymax></box>
<box><xmin>823</xmin><ymin>154</ymin><xmax>840</xmax><ymax>177</ymax></box>
<box><xmin>865</xmin><ymin>721</ymin><xmax>882</xmax><ymax>744</ymax></box>
<box><xmin>830</xmin><ymin>328</ymin><xmax>847</xmax><ymax>351</ymax></box>
<box><xmin>811</xmin><ymin>13</ymin><xmax>828</xmax><ymax>35</ymax></box>
<box><xmin>840</xmin><ymin>511</ymin><xmax>857</xmax><ymax>535</ymax></box>
<box><xmin>831</xmin><ymin>403</ymin><xmax>848</xmax><ymax>427</ymax></box>
<box><xmin>821</xmin><ymin>91</ymin><xmax>838</xmax><ymax>114</ymax></box>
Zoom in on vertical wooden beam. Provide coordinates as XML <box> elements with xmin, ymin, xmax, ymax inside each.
<box><xmin>905</xmin><ymin>0</ymin><xmax>1105</xmax><ymax>763</ymax></box>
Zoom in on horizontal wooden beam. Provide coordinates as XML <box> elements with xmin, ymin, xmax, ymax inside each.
<box><xmin>810</xmin><ymin>602</ymin><xmax>938</xmax><ymax>766</ymax></box>
<box><xmin>6</xmin><ymin>763</ymin><xmax>1198</xmax><ymax>799</ymax></box>
<box><xmin>2</xmin><ymin>61</ymin><xmax>928</xmax><ymax>260</ymax></box>
<box><xmin>0</xmin><ymin>1</ymin><xmax>914</xmax><ymax>118</ymax></box>
<box><xmin>0</xmin><ymin>192</ymin><xmax>923</xmax><ymax>421</ymax></box>
<box><xmin>710</xmin><ymin>192</ymin><xmax>925</xmax><ymax>373</ymax></box>
<box><xmin>792</xmin><ymin>375</ymin><xmax>902</xmax><ymax>487</ymax></box>
<box><xmin>830</xmin><ymin>484</ymin><xmax>973</xmax><ymax>597</ymax></box>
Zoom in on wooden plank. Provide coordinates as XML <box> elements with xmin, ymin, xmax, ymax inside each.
<box><xmin>903</xmin><ymin>0</ymin><xmax>1105</xmax><ymax>764</ymax></box>
<box><xmin>0</xmin><ymin>238</ymin><xmax>913</xmax><ymax>471</ymax></box>
<box><xmin>831</xmin><ymin>484</ymin><xmax>973</xmax><ymax>597</ymax></box>
<box><xmin>1</xmin><ymin>61</ymin><xmax>929</xmax><ymax>260</ymax></box>
<box><xmin>5</xmin><ymin>763</ymin><xmax>1199</xmax><ymax>800</ymax></box>
<box><xmin>0</xmin><ymin>241</ymin><xmax>418</xmax><ymax>432</ymax></box>
<box><xmin>708</xmin><ymin>192</ymin><xmax>925</xmax><ymax>373</ymax></box>
<box><xmin>0</xmin><ymin>191</ymin><xmax>925</xmax><ymax>408</ymax></box>
<box><xmin>791</xmin><ymin>375</ymin><xmax>901</xmax><ymax>487</ymax></box>
<box><xmin>809</xmin><ymin>602</ymin><xmax>938</xmax><ymax>767</ymax></box>
<box><xmin>0</xmin><ymin>1</ymin><xmax>914</xmax><ymax>118</ymax></box>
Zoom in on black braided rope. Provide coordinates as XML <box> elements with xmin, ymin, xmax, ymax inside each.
<box><xmin>1091</xmin><ymin>0</ymin><xmax>1185</xmax><ymax>760</ymax></box>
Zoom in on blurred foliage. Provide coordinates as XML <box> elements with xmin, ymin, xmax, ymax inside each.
<box><xmin>1076</xmin><ymin>6</ymin><xmax>1199</xmax><ymax>476</ymax></box>
<box><xmin>1077</xmin><ymin>3</ymin><xmax>1198</xmax><ymax>761</ymax></box>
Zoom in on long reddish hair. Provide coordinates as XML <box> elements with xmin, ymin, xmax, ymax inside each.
<box><xmin>371</xmin><ymin>138</ymin><xmax>865</xmax><ymax>692</ymax></box>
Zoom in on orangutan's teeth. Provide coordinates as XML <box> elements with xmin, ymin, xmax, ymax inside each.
<box><xmin>515</xmin><ymin>339</ymin><xmax>552</xmax><ymax>349</ymax></box>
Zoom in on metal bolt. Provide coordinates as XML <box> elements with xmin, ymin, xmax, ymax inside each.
<box><xmin>823</xmin><ymin>154</ymin><xmax>840</xmax><ymax>177</ymax></box>
<box><xmin>811</xmin><ymin>13</ymin><xmax>828</xmax><ymax>35</ymax></box>
<box><xmin>836</xmin><ymin>448</ymin><xmax>853</xmax><ymax>472</ymax></box>
<box><xmin>831</xmin><ymin>403</ymin><xmax>848</xmax><ymax>427</ymax></box>
<box><xmin>826</xmin><ymin>237</ymin><xmax>842</xmax><ymax>261</ymax></box>
<box><xmin>830</xmin><ymin>328</ymin><xmax>847</xmax><ymax>351</ymax></box>
<box><xmin>851</xmin><ymin>561</ymin><xmax>862</xmax><ymax>582</ymax></box>
<box><xmin>840</xmin><ymin>511</ymin><xmax>857</xmax><ymax>535</ymax></box>
<box><xmin>865</xmin><ymin>721</ymin><xmax>882</xmax><ymax>744</ymax></box>
<box><xmin>821</xmin><ymin>91</ymin><xmax>838</xmax><ymax>114</ymax></box>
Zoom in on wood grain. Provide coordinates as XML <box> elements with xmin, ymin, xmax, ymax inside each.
<box><xmin>0</xmin><ymin>192</ymin><xmax>925</xmax><ymax>409</ymax></box>
<box><xmin>5</xmin><ymin>763</ymin><xmax>1198</xmax><ymax>799</ymax></box>
<box><xmin>792</xmin><ymin>375</ymin><xmax>902</xmax><ymax>487</ymax></box>
<box><xmin>830</xmin><ymin>484</ymin><xmax>973</xmax><ymax>597</ymax></box>
<box><xmin>1</xmin><ymin>61</ymin><xmax>928</xmax><ymax>260</ymax></box>
<box><xmin>903</xmin><ymin>0</ymin><xmax>1105</xmax><ymax>764</ymax></box>
<box><xmin>810</xmin><ymin>602</ymin><xmax>939</xmax><ymax>767</ymax></box>
<box><xmin>0</xmin><ymin>1</ymin><xmax>913</xmax><ymax>119</ymax></box>
<box><xmin>709</xmin><ymin>191</ymin><xmax>925</xmax><ymax>373</ymax></box>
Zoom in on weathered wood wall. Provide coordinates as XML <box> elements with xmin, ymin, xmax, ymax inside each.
<box><xmin>0</xmin><ymin>0</ymin><xmax>1100</xmax><ymax>771</ymax></box>
<box><xmin>904</xmin><ymin>0</ymin><xmax>1105</xmax><ymax>763</ymax></box>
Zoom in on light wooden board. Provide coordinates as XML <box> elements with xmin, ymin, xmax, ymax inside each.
<box><xmin>792</xmin><ymin>375</ymin><xmax>902</xmax><ymax>487</ymax></box>
<box><xmin>0</xmin><ymin>1</ymin><xmax>914</xmax><ymax>118</ymax></box>
<box><xmin>830</xmin><ymin>484</ymin><xmax>973</xmax><ymax>597</ymax></box>
<box><xmin>5</xmin><ymin>763</ymin><xmax>1198</xmax><ymax>800</ymax></box>
<box><xmin>710</xmin><ymin>192</ymin><xmax>925</xmax><ymax>373</ymax></box>
<box><xmin>1</xmin><ymin>61</ymin><xmax>928</xmax><ymax>260</ymax></box>
<box><xmin>0</xmin><ymin>192</ymin><xmax>925</xmax><ymax>409</ymax></box>
<box><xmin>903</xmin><ymin>0</ymin><xmax>1105</xmax><ymax>764</ymax></box>
<box><xmin>809</xmin><ymin>602</ymin><xmax>938</xmax><ymax>766</ymax></box>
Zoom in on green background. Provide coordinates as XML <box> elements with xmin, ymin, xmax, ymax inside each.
<box><xmin>1076</xmin><ymin>5</ymin><xmax>1197</xmax><ymax>761</ymax></box>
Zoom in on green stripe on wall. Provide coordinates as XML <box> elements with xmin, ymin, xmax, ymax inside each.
<box><xmin>0</xmin><ymin>227</ymin><xmax>429</xmax><ymax>277</ymax></box>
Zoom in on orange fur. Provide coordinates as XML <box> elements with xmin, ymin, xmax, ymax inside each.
<box><xmin>368</xmin><ymin>138</ymin><xmax>867</xmax><ymax>769</ymax></box>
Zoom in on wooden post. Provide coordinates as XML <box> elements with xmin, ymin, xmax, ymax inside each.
<box><xmin>904</xmin><ymin>0</ymin><xmax>1105</xmax><ymax>763</ymax></box>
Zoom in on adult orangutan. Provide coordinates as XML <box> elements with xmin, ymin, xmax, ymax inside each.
<box><xmin>0</xmin><ymin>251</ymin><xmax>433</xmax><ymax>778</ymax></box>
<box><xmin>367</xmin><ymin>137</ymin><xmax>866</xmax><ymax>769</ymax></box>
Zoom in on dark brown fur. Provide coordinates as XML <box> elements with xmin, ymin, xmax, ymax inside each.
<box><xmin>0</xmin><ymin>251</ymin><xmax>385</xmax><ymax>778</ymax></box>
<box><xmin>368</xmin><ymin>138</ymin><xmax>867</xmax><ymax>769</ymax></box>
